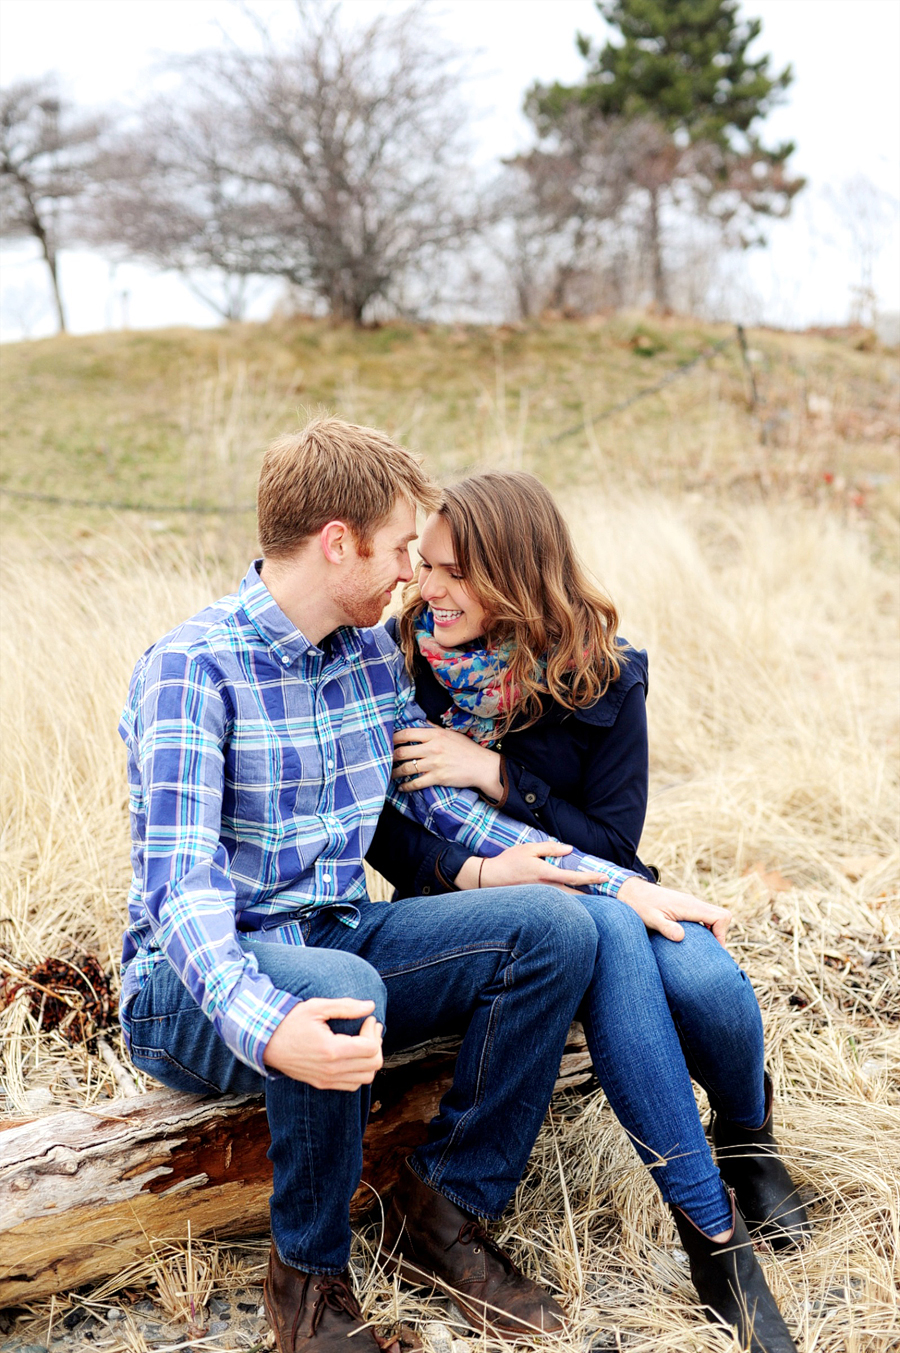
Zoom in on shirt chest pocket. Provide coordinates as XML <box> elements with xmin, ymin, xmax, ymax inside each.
<box><xmin>336</xmin><ymin>726</ymin><xmax>390</xmax><ymax>806</ymax></box>
<box><xmin>285</xmin><ymin>745</ymin><xmax>323</xmax><ymax>817</ymax></box>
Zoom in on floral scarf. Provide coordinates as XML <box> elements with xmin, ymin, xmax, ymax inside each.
<box><xmin>413</xmin><ymin>609</ymin><xmax>519</xmax><ymax>747</ymax></box>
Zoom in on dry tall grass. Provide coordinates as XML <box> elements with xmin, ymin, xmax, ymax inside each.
<box><xmin>1</xmin><ymin>484</ymin><xmax>897</xmax><ymax>1349</ymax></box>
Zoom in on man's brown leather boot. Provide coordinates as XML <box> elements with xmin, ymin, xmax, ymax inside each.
<box><xmin>264</xmin><ymin>1244</ymin><xmax>399</xmax><ymax>1353</ymax></box>
<box><xmin>379</xmin><ymin>1159</ymin><xmax>567</xmax><ymax>1340</ymax></box>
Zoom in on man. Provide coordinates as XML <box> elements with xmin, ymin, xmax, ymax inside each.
<box><xmin>119</xmin><ymin>419</ymin><xmax>679</xmax><ymax>1353</ymax></box>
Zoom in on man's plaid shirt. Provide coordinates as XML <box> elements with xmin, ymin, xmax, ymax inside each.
<box><xmin>119</xmin><ymin>561</ymin><xmax>636</xmax><ymax>1073</ymax></box>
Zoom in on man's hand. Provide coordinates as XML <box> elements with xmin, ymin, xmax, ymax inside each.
<box><xmin>393</xmin><ymin>725</ymin><xmax>504</xmax><ymax>801</ymax></box>
<box><xmin>262</xmin><ymin>999</ymin><xmax>384</xmax><ymax>1090</ymax></box>
<box><xmin>617</xmin><ymin>877</ymin><xmax>731</xmax><ymax>945</ymax></box>
<box><xmin>455</xmin><ymin>841</ymin><xmax>608</xmax><ymax>893</ymax></box>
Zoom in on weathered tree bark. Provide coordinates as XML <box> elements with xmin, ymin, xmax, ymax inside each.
<box><xmin>646</xmin><ymin>185</ymin><xmax>668</xmax><ymax>311</ymax></box>
<box><xmin>0</xmin><ymin>1027</ymin><xmax>591</xmax><ymax>1306</ymax></box>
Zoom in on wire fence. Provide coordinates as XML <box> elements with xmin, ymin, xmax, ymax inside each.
<box><xmin>0</xmin><ymin>486</ymin><xmax>255</xmax><ymax>515</ymax></box>
<box><xmin>0</xmin><ymin>326</ymin><xmax>754</xmax><ymax>516</ymax></box>
<box><xmin>532</xmin><ymin>327</ymin><xmax>744</xmax><ymax>450</ymax></box>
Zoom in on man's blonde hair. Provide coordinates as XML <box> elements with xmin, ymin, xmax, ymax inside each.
<box><xmin>257</xmin><ymin>417</ymin><xmax>439</xmax><ymax>558</ymax></box>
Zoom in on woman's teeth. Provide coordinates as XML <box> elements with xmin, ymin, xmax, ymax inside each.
<box><xmin>432</xmin><ymin>608</ymin><xmax>464</xmax><ymax>625</ymax></box>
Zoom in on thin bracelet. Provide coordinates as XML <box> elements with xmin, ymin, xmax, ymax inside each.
<box><xmin>477</xmin><ymin>858</ymin><xmax>485</xmax><ymax>888</ymax></box>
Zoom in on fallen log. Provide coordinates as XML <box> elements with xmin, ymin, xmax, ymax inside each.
<box><xmin>0</xmin><ymin>1026</ymin><xmax>592</xmax><ymax>1305</ymax></box>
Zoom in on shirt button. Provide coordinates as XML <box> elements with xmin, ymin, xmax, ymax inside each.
<box><xmin>525</xmin><ymin>793</ymin><xmax>537</xmax><ymax>804</ymax></box>
<box><xmin>327</xmin><ymin>759</ymin><xmax>334</xmax><ymax>768</ymax></box>
<box><xmin>322</xmin><ymin>873</ymin><xmax>331</xmax><ymax>883</ymax></box>
<box><xmin>422</xmin><ymin>885</ymin><xmax>431</xmax><ymax>894</ymax></box>
<box><xmin>281</xmin><ymin>655</ymin><xmax>291</xmax><ymax>666</ymax></box>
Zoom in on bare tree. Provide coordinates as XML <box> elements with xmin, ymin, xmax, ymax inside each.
<box><xmin>501</xmin><ymin>99</ymin><xmax>802</xmax><ymax>318</ymax></box>
<box><xmin>0</xmin><ymin>77</ymin><xmax>105</xmax><ymax>332</ymax></box>
<box><xmin>825</xmin><ymin>175</ymin><xmax>898</xmax><ymax>328</ymax></box>
<box><xmin>496</xmin><ymin>110</ymin><xmax>638</xmax><ymax>318</ymax></box>
<box><xmin>87</xmin><ymin>106</ymin><xmax>264</xmax><ymax>322</ymax></box>
<box><xmin>92</xmin><ymin>3</ymin><xmax>480</xmax><ymax>325</ymax></box>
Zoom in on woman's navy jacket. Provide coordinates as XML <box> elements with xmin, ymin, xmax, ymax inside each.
<box><xmin>366</xmin><ymin>618</ymin><xmax>655</xmax><ymax>897</ymax></box>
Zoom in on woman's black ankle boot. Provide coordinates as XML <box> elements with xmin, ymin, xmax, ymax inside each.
<box><xmin>711</xmin><ymin>1073</ymin><xmax>811</xmax><ymax>1251</ymax></box>
<box><xmin>670</xmin><ymin>1194</ymin><xmax>797</xmax><ymax>1353</ymax></box>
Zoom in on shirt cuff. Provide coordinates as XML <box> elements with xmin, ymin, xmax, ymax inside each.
<box><xmin>435</xmin><ymin>841</ymin><xmax>476</xmax><ymax>891</ymax></box>
<box><xmin>406</xmin><ymin>835</ymin><xmax>469</xmax><ymax>896</ymax></box>
<box><xmin>598</xmin><ymin>864</ymin><xmax>640</xmax><ymax>899</ymax></box>
<box><xmin>225</xmin><ymin>986</ymin><xmax>302</xmax><ymax>1076</ymax></box>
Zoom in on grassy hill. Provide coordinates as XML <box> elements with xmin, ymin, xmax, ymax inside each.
<box><xmin>2</xmin><ymin>314</ymin><xmax>897</xmax><ymax>556</ymax></box>
<box><xmin>0</xmin><ymin>315</ymin><xmax>898</xmax><ymax>1352</ymax></box>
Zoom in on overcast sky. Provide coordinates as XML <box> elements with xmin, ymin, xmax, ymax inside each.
<box><xmin>1</xmin><ymin>0</ymin><xmax>898</xmax><ymax>340</ymax></box>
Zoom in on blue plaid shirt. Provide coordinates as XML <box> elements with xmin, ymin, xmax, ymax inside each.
<box><xmin>119</xmin><ymin>561</ymin><xmax>636</xmax><ymax>1073</ymax></box>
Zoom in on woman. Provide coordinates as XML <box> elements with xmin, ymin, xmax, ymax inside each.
<box><xmin>370</xmin><ymin>472</ymin><xmax>808</xmax><ymax>1353</ymax></box>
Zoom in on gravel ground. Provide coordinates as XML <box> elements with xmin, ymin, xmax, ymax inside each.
<box><xmin>0</xmin><ymin>1286</ymin><xmax>271</xmax><ymax>1352</ymax></box>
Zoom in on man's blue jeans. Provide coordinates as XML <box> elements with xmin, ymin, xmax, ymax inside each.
<box><xmin>577</xmin><ymin>898</ymin><xmax>766</xmax><ymax>1237</ymax></box>
<box><xmin>126</xmin><ymin>885</ymin><xmax>598</xmax><ymax>1274</ymax></box>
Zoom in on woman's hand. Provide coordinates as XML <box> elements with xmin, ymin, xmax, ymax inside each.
<box><xmin>393</xmin><ymin>724</ymin><xmax>503</xmax><ymax>800</ymax></box>
<box><xmin>454</xmin><ymin>841</ymin><xmax>608</xmax><ymax>892</ymax></box>
<box><xmin>617</xmin><ymin>877</ymin><xmax>731</xmax><ymax>945</ymax></box>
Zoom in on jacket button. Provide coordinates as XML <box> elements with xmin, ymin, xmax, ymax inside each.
<box><xmin>422</xmin><ymin>885</ymin><xmax>431</xmax><ymax>894</ymax></box>
<box><xmin>525</xmin><ymin>793</ymin><xmax>536</xmax><ymax>804</ymax></box>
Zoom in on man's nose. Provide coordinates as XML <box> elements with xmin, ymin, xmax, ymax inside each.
<box><xmin>397</xmin><ymin>550</ymin><xmax>414</xmax><ymax>585</ymax></box>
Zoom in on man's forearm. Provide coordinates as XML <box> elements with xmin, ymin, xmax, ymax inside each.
<box><xmin>387</xmin><ymin>780</ymin><xmax>637</xmax><ymax>899</ymax></box>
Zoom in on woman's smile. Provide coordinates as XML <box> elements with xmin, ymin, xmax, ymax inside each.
<box><xmin>416</xmin><ymin>514</ymin><xmax>489</xmax><ymax>645</ymax></box>
<box><xmin>430</xmin><ymin>606</ymin><xmax>465</xmax><ymax>628</ymax></box>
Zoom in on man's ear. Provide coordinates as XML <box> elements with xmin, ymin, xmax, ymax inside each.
<box><xmin>319</xmin><ymin>520</ymin><xmax>354</xmax><ymax>564</ymax></box>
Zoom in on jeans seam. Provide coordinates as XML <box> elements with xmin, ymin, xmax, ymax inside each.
<box><xmin>375</xmin><ymin>942</ymin><xmax>515</xmax><ymax>980</ymax></box>
<box><xmin>426</xmin><ymin>944</ymin><xmax>518</xmax><ymax>1189</ymax></box>
<box><xmin>407</xmin><ymin>1156</ymin><xmax>505</xmax><ymax>1223</ymax></box>
<box><xmin>301</xmin><ymin>1078</ymin><xmax>319</xmax><ymax>1251</ymax></box>
<box><xmin>131</xmin><ymin>1046</ymin><xmax>222</xmax><ymax>1094</ymax></box>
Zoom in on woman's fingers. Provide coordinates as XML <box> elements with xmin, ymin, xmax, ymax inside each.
<box><xmin>392</xmin><ymin>744</ymin><xmax>425</xmax><ymax>766</ymax></box>
<box><xmin>394</xmin><ymin>726</ymin><xmax>434</xmax><ymax>745</ymax></box>
<box><xmin>393</xmin><ymin>729</ymin><xmax>437</xmax><ymax>759</ymax></box>
<box><xmin>392</xmin><ymin>768</ymin><xmax>438</xmax><ymax>789</ymax></box>
<box><xmin>646</xmin><ymin>910</ymin><xmax>686</xmax><ymax>942</ymax></box>
<box><xmin>662</xmin><ymin>895</ymin><xmax>731</xmax><ymax>943</ymax></box>
<box><xmin>533</xmin><ymin>843</ymin><xmax>609</xmax><ymax>883</ymax></box>
<box><xmin>617</xmin><ymin>879</ymin><xmax>731</xmax><ymax>946</ymax></box>
<box><xmin>541</xmin><ymin>866</ymin><xmax>608</xmax><ymax>886</ymax></box>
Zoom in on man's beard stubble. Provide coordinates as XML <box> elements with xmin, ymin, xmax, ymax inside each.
<box><xmin>333</xmin><ymin>570</ymin><xmax>392</xmax><ymax>629</ymax></box>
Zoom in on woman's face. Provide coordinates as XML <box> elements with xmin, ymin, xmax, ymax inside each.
<box><xmin>417</xmin><ymin>513</ymin><xmax>489</xmax><ymax>648</ymax></box>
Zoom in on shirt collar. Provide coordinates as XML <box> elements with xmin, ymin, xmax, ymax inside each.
<box><xmin>238</xmin><ymin>560</ymin><xmax>362</xmax><ymax>669</ymax></box>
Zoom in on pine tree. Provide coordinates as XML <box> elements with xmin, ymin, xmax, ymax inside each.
<box><xmin>526</xmin><ymin>0</ymin><xmax>803</xmax><ymax>308</ymax></box>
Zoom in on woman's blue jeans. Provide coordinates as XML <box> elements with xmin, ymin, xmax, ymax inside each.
<box><xmin>126</xmin><ymin>885</ymin><xmax>598</xmax><ymax>1275</ymax></box>
<box><xmin>577</xmin><ymin>898</ymin><xmax>766</xmax><ymax>1236</ymax></box>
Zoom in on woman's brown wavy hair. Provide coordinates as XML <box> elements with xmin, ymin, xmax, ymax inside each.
<box><xmin>398</xmin><ymin>471</ymin><xmax>624</xmax><ymax>737</ymax></box>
